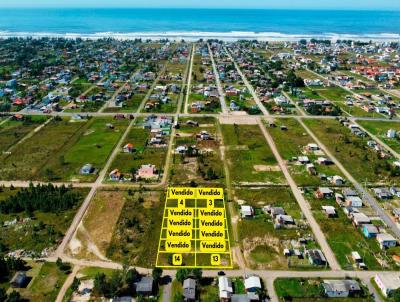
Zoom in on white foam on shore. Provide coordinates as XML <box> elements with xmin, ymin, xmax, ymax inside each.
<box><xmin>0</xmin><ymin>31</ymin><xmax>399</xmax><ymax>41</ymax></box>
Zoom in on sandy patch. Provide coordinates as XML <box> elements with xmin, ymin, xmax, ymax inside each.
<box><xmin>176</xmin><ymin>132</ymin><xmax>193</xmax><ymax>137</ymax></box>
<box><xmin>84</xmin><ymin>129</ymin><xmax>95</xmax><ymax>136</ymax></box>
<box><xmin>237</xmin><ymin>199</ymin><xmax>246</xmax><ymax>205</ymax></box>
<box><xmin>254</xmin><ymin>165</ymin><xmax>281</xmax><ymax>172</ymax></box>
<box><xmin>226</xmin><ymin>145</ymin><xmax>249</xmax><ymax>151</ymax></box>
<box><xmin>219</xmin><ymin>116</ymin><xmax>258</xmax><ymax>125</ymax></box>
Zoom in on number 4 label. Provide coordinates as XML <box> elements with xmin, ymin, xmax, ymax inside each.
<box><xmin>178</xmin><ymin>199</ymin><xmax>185</xmax><ymax>208</ymax></box>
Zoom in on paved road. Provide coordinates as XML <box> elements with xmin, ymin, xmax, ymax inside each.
<box><xmin>208</xmin><ymin>43</ymin><xmax>228</xmax><ymax>114</ymax></box>
<box><xmin>257</xmin><ymin>118</ymin><xmax>341</xmax><ymax>270</ymax></box>
<box><xmin>361</xmin><ymin>277</ymin><xmax>383</xmax><ymax>302</ymax></box>
<box><xmin>298</xmin><ymin>118</ymin><xmax>400</xmax><ymax>238</ymax></box>
<box><xmin>224</xmin><ymin>47</ymin><xmax>270</xmax><ymax>117</ymax></box>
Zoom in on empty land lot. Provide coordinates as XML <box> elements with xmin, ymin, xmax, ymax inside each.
<box><xmin>221</xmin><ymin>124</ymin><xmax>286</xmax><ymax>185</ymax></box>
<box><xmin>304</xmin><ymin>118</ymin><xmax>400</xmax><ymax>185</ymax></box>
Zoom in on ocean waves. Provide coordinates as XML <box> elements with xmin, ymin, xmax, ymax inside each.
<box><xmin>0</xmin><ymin>31</ymin><xmax>399</xmax><ymax>41</ymax></box>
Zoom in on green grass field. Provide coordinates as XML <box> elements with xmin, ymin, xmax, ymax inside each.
<box><xmin>0</xmin><ymin>116</ymin><xmax>48</xmax><ymax>153</ymax></box>
<box><xmin>38</xmin><ymin>117</ymin><xmax>129</xmax><ymax>182</ymax></box>
<box><xmin>358</xmin><ymin>120</ymin><xmax>400</xmax><ymax>154</ymax></box>
<box><xmin>267</xmin><ymin>118</ymin><xmax>345</xmax><ymax>186</ymax></box>
<box><xmin>221</xmin><ymin>124</ymin><xmax>286</xmax><ymax>185</ymax></box>
<box><xmin>304</xmin><ymin>118</ymin><xmax>400</xmax><ymax>185</ymax></box>
<box><xmin>0</xmin><ymin>118</ymin><xmax>86</xmax><ymax>180</ymax></box>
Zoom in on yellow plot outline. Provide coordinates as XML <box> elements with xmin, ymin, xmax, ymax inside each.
<box><xmin>156</xmin><ymin>187</ymin><xmax>233</xmax><ymax>269</ymax></box>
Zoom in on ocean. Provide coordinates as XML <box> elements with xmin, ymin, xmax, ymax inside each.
<box><xmin>0</xmin><ymin>8</ymin><xmax>399</xmax><ymax>41</ymax></box>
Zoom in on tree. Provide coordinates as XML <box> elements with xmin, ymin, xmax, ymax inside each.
<box><xmin>109</xmin><ymin>271</ymin><xmax>123</xmax><ymax>297</ymax></box>
<box><xmin>71</xmin><ymin>277</ymin><xmax>80</xmax><ymax>292</ymax></box>
<box><xmin>152</xmin><ymin>267</ymin><xmax>163</xmax><ymax>284</ymax></box>
<box><xmin>56</xmin><ymin>257</ymin><xmax>63</xmax><ymax>269</ymax></box>
<box><xmin>391</xmin><ymin>288</ymin><xmax>400</xmax><ymax>301</ymax></box>
<box><xmin>0</xmin><ymin>288</ymin><xmax>6</xmax><ymax>301</ymax></box>
<box><xmin>192</xmin><ymin>268</ymin><xmax>202</xmax><ymax>280</ymax></box>
<box><xmin>176</xmin><ymin>268</ymin><xmax>189</xmax><ymax>283</ymax></box>
<box><xmin>173</xmin><ymin>293</ymin><xmax>184</xmax><ymax>302</ymax></box>
<box><xmin>93</xmin><ymin>273</ymin><xmax>108</xmax><ymax>296</ymax></box>
<box><xmin>6</xmin><ymin>291</ymin><xmax>23</xmax><ymax>302</ymax></box>
<box><xmin>125</xmin><ymin>268</ymin><xmax>140</xmax><ymax>293</ymax></box>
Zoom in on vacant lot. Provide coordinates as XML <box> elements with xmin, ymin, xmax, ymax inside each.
<box><xmin>268</xmin><ymin>118</ymin><xmax>345</xmax><ymax>186</ymax></box>
<box><xmin>69</xmin><ymin>190</ymin><xmax>126</xmax><ymax>260</ymax></box>
<box><xmin>0</xmin><ymin>117</ymin><xmax>86</xmax><ymax>180</ymax></box>
<box><xmin>0</xmin><ymin>116</ymin><xmax>48</xmax><ymax>153</ymax></box>
<box><xmin>107</xmin><ymin>190</ymin><xmax>164</xmax><ymax>267</ymax></box>
<box><xmin>304</xmin><ymin>118</ymin><xmax>400</xmax><ymax>185</ymax></box>
<box><xmin>39</xmin><ymin>117</ymin><xmax>129</xmax><ymax>182</ymax></box>
<box><xmin>221</xmin><ymin>124</ymin><xmax>286</xmax><ymax>185</ymax></box>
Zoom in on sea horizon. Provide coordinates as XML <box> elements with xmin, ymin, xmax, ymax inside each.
<box><xmin>0</xmin><ymin>8</ymin><xmax>399</xmax><ymax>41</ymax></box>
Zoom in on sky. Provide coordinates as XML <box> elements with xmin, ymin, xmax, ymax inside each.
<box><xmin>1</xmin><ymin>0</ymin><xmax>399</xmax><ymax>10</ymax></box>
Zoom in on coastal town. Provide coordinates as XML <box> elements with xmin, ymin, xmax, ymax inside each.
<box><xmin>1</xmin><ymin>38</ymin><xmax>400</xmax><ymax>302</ymax></box>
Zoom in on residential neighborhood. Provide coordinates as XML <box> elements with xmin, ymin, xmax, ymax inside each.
<box><xmin>2</xmin><ymin>37</ymin><xmax>400</xmax><ymax>302</ymax></box>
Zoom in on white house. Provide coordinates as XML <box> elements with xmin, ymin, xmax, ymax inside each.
<box><xmin>244</xmin><ymin>275</ymin><xmax>262</xmax><ymax>301</ymax></box>
<box><xmin>240</xmin><ymin>206</ymin><xmax>254</xmax><ymax>219</ymax></box>
<box><xmin>375</xmin><ymin>273</ymin><xmax>400</xmax><ymax>297</ymax></box>
<box><xmin>218</xmin><ymin>276</ymin><xmax>233</xmax><ymax>300</ymax></box>
<box><xmin>387</xmin><ymin>129</ymin><xmax>397</xmax><ymax>138</ymax></box>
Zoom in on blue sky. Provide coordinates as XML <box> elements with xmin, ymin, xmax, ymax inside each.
<box><xmin>1</xmin><ymin>0</ymin><xmax>399</xmax><ymax>10</ymax></box>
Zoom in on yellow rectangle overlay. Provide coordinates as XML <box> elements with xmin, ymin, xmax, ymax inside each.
<box><xmin>168</xmin><ymin>187</ymin><xmax>196</xmax><ymax>198</ymax></box>
<box><xmin>197</xmin><ymin>188</ymin><xmax>224</xmax><ymax>198</ymax></box>
<box><xmin>199</xmin><ymin>240</ymin><xmax>226</xmax><ymax>252</ymax></box>
<box><xmin>168</xmin><ymin>218</ymin><xmax>193</xmax><ymax>229</ymax></box>
<box><xmin>165</xmin><ymin>240</ymin><xmax>192</xmax><ymax>252</ymax></box>
<box><xmin>156</xmin><ymin>187</ymin><xmax>232</xmax><ymax>269</ymax></box>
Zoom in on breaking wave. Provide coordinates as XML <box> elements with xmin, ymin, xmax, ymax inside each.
<box><xmin>0</xmin><ymin>31</ymin><xmax>399</xmax><ymax>41</ymax></box>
